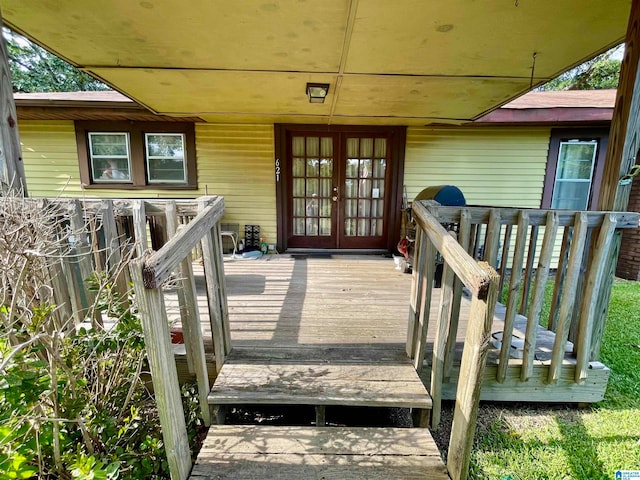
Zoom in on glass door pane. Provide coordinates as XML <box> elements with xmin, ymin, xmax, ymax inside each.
<box><xmin>343</xmin><ymin>137</ymin><xmax>387</xmax><ymax>238</ymax></box>
<box><xmin>291</xmin><ymin>135</ymin><xmax>334</xmax><ymax>237</ymax></box>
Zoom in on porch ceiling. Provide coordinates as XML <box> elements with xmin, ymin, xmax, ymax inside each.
<box><xmin>2</xmin><ymin>0</ymin><xmax>630</xmax><ymax>125</ymax></box>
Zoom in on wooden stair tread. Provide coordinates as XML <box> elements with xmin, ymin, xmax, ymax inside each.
<box><xmin>190</xmin><ymin>425</ymin><xmax>449</xmax><ymax>480</ymax></box>
<box><xmin>208</xmin><ymin>348</ymin><xmax>432</xmax><ymax>409</ymax></box>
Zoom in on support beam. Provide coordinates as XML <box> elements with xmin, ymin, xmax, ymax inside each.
<box><xmin>0</xmin><ymin>9</ymin><xmax>27</xmax><ymax>195</ymax></box>
<box><xmin>594</xmin><ymin>0</ymin><xmax>640</xmax><ymax>360</ymax></box>
<box><xmin>598</xmin><ymin>0</ymin><xmax>640</xmax><ymax>212</ymax></box>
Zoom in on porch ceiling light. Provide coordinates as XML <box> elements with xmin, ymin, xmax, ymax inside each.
<box><xmin>306</xmin><ymin>83</ymin><xmax>330</xmax><ymax>103</ymax></box>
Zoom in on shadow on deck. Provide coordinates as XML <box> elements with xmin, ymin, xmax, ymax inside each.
<box><xmin>169</xmin><ymin>254</ymin><xmax>608</xmax><ymax>404</ymax></box>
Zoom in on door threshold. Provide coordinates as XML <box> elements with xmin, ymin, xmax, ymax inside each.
<box><xmin>286</xmin><ymin>248</ymin><xmax>390</xmax><ymax>255</ymax></box>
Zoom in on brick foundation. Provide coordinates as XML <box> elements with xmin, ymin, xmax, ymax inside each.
<box><xmin>616</xmin><ymin>174</ymin><xmax>640</xmax><ymax>281</ymax></box>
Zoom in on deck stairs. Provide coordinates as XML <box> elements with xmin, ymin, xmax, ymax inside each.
<box><xmin>190</xmin><ymin>346</ymin><xmax>450</xmax><ymax>479</ymax></box>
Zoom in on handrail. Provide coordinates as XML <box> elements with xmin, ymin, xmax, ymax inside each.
<box><xmin>141</xmin><ymin>196</ymin><xmax>224</xmax><ymax>288</ymax></box>
<box><xmin>412</xmin><ymin>201</ymin><xmax>494</xmax><ymax>298</ymax></box>
<box><xmin>409</xmin><ymin>200</ymin><xmax>500</xmax><ymax>480</ymax></box>
<box><xmin>430</xmin><ymin>205</ymin><xmax>639</xmax><ymax>228</ymax></box>
<box><xmin>128</xmin><ymin>195</ymin><xmax>228</xmax><ymax>480</ymax></box>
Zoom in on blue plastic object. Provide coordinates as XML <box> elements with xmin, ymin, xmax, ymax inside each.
<box><xmin>414</xmin><ymin>185</ymin><xmax>466</xmax><ymax>206</ymax></box>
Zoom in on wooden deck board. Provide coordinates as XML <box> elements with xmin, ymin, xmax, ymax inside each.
<box><xmin>209</xmin><ymin>348</ymin><xmax>432</xmax><ymax>409</ymax></box>
<box><xmin>190</xmin><ymin>426</ymin><xmax>449</xmax><ymax>480</ymax></box>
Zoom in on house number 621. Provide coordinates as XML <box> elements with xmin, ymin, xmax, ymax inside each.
<box><xmin>275</xmin><ymin>158</ymin><xmax>281</xmax><ymax>182</ymax></box>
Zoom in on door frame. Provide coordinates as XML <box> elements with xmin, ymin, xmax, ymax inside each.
<box><xmin>274</xmin><ymin>124</ymin><xmax>407</xmax><ymax>252</ymax></box>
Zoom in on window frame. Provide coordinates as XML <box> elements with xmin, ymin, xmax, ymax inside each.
<box><xmin>144</xmin><ymin>132</ymin><xmax>188</xmax><ymax>184</ymax></box>
<box><xmin>76</xmin><ymin>121</ymin><xmax>197</xmax><ymax>189</ymax></box>
<box><xmin>541</xmin><ymin>128</ymin><xmax>608</xmax><ymax>211</ymax></box>
<box><xmin>87</xmin><ymin>132</ymin><xmax>133</xmax><ymax>184</ymax></box>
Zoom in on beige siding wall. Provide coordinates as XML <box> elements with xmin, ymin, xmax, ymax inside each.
<box><xmin>196</xmin><ymin>124</ymin><xmax>276</xmax><ymax>244</ymax></box>
<box><xmin>405</xmin><ymin>126</ymin><xmax>551</xmax><ymax>207</ymax></box>
<box><xmin>19</xmin><ymin>120</ymin><xmax>277</xmax><ymax>244</ymax></box>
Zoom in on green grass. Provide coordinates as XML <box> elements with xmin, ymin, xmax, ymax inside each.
<box><xmin>470</xmin><ymin>280</ymin><xmax>640</xmax><ymax>480</ymax></box>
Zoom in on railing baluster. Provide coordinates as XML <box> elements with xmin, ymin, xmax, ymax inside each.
<box><xmin>497</xmin><ymin>210</ymin><xmax>529</xmax><ymax>383</ymax></box>
<box><xmin>200</xmin><ymin>226</ymin><xmax>226</xmax><ymax>374</ymax></box>
<box><xmin>431</xmin><ymin>260</ymin><xmax>455</xmax><ymax>428</ymax></box>
<box><xmin>165</xmin><ymin>201</ymin><xmax>212</xmax><ymax>426</ymax></box>
<box><xmin>68</xmin><ymin>199</ymin><xmax>99</xmax><ymax>325</ymax></box>
<box><xmin>406</xmin><ymin>227</ymin><xmax>424</xmax><ymax>359</ymax></box>
<box><xmin>212</xmin><ymin>222</ymin><xmax>232</xmax><ymax>355</ymax></box>
<box><xmin>569</xmin><ymin>228</ymin><xmax>594</xmax><ymax>346</ymax></box>
<box><xmin>483</xmin><ymin>208</ymin><xmax>501</xmax><ymax>268</ymax></box>
<box><xmin>521</xmin><ymin>212</ymin><xmax>558</xmax><ymax>382</ymax></box>
<box><xmin>443</xmin><ymin>209</ymin><xmax>471</xmax><ymax>381</ymax></box>
<box><xmin>548</xmin><ymin>213</ymin><xmax>589</xmax><ymax>383</ymax></box>
<box><xmin>548</xmin><ymin>226</ymin><xmax>572</xmax><ymax>332</ymax></box>
<box><xmin>132</xmin><ymin>200</ymin><xmax>148</xmax><ymax>257</ymax></box>
<box><xmin>414</xmin><ymin>236</ymin><xmax>436</xmax><ymax>372</ymax></box>
<box><xmin>574</xmin><ymin>214</ymin><xmax>617</xmax><ymax>382</ymax></box>
<box><xmin>519</xmin><ymin>225</ymin><xmax>538</xmax><ymax>315</ymax></box>
<box><xmin>101</xmin><ymin>200</ymin><xmax>128</xmax><ymax>300</ymax></box>
<box><xmin>498</xmin><ymin>223</ymin><xmax>513</xmax><ymax>300</ymax></box>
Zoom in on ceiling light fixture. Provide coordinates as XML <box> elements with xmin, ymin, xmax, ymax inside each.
<box><xmin>306</xmin><ymin>83</ymin><xmax>330</xmax><ymax>103</ymax></box>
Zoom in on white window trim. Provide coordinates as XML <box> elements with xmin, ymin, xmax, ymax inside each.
<box><xmin>144</xmin><ymin>133</ymin><xmax>187</xmax><ymax>184</ymax></box>
<box><xmin>88</xmin><ymin>132</ymin><xmax>132</xmax><ymax>183</ymax></box>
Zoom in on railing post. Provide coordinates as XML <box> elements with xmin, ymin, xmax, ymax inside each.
<box><xmin>130</xmin><ymin>254</ymin><xmax>192</xmax><ymax>480</ymax></box>
<box><xmin>575</xmin><ymin>215</ymin><xmax>617</xmax><ymax>382</ymax></box>
<box><xmin>447</xmin><ymin>262</ymin><xmax>500</xmax><ymax>480</ymax></box>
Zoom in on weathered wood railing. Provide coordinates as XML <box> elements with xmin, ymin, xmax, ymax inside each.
<box><xmin>35</xmin><ymin>196</ymin><xmax>228</xmax><ymax>480</ymax></box>
<box><xmin>407</xmin><ymin>200</ymin><xmax>500</xmax><ymax>480</ymax></box>
<box><xmin>129</xmin><ymin>196</ymin><xmax>228</xmax><ymax>480</ymax></box>
<box><xmin>424</xmin><ymin>203</ymin><xmax>639</xmax><ymax>389</ymax></box>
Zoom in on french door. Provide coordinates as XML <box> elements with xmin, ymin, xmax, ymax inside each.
<box><xmin>277</xmin><ymin>126</ymin><xmax>405</xmax><ymax>250</ymax></box>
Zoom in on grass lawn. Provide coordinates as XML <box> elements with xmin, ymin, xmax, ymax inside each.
<box><xmin>468</xmin><ymin>279</ymin><xmax>640</xmax><ymax>480</ymax></box>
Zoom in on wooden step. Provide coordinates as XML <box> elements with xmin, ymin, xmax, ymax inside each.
<box><xmin>189</xmin><ymin>425</ymin><xmax>449</xmax><ymax>479</ymax></box>
<box><xmin>208</xmin><ymin>347</ymin><xmax>432</xmax><ymax>410</ymax></box>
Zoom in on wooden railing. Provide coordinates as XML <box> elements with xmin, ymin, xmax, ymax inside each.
<box><xmin>407</xmin><ymin>200</ymin><xmax>500</xmax><ymax>480</ymax></box>
<box><xmin>34</xmin><ymin>196</ymin><xmax>227</xmax><ymax>480</ymax></box>
<box><xmin>129</xmin><ymin>196</ymin><xmax>228</xmax><ymax>480</ymax></box>
<box><xmin>424</xmin><ymin>203</ymin><xmax>638</xmax><ymax>386</ymax></box>
<box><xmin>408</xmin><ymin>200</ymin><xmax>639</xmax><ymax>480</ymax></box>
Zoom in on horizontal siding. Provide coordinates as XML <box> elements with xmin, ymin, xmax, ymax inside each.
<box><xmin>20</xmin><ymin>120</ymin><xmax>277</xmax><ymax>245</ymax></box>
<box><xmin>20</xmin><ymin>120</ymin><xmax>84</xmax><ymax>196</ymax></box>
<box><xmin>405</xmin><ymin>126</ymin><xmax>551</xmax><ymax>207</ymax></box>
<box><xmin>196</xmin><ymin>124</ymin><xmax>276</xmax><ymax>244</ymax></box>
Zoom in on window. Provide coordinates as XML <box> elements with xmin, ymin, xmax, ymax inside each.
<box><xmin>542</xmin><ymin>129</ymin><xmax>608</xmax><ymax>211</ymax></box>
<box><xmin>76</xmin><ymin>121</ymin><xmax>196</xmax><ymax>189</ymax></box>
<box><xmin>88</xmin><ymin>132</ymin><xmax>132</xmax><ymax>183</ymax></box>
<box><xmin>551</xmin><ymin>140</ymin><xmax>597</xmax><ymax>210</ymax></box>
<box><xmin>145</xmin><ymin>133</ymin><xmax>187</xmax><ymax>183</ymax></box>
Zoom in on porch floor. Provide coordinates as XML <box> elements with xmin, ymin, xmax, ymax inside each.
<box><xmin>168</xmin><ymin>254</ymin><xmax>608</xmax><ymax>404</ymax></box>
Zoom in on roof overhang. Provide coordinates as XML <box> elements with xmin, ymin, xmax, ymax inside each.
<box><xmin>3</xmin><ymin>1</ymin><xmax>630</xmax><ymax>125</ymax></box>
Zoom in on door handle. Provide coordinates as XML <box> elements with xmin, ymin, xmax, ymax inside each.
<box><xmin>332</xmin><ymin>196</ymin><xmax>338</xmax><ymax>202</ymax></box>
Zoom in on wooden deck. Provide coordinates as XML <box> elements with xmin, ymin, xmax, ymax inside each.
<box><xmin>168</xmin><ymin>254</ymin><xmax>609</xmax><ymax>403</ymax></box>
<box><xmin>190</xmin><ymin>426</ymin><xmax>449</xmax><ymax>480</ymax></box>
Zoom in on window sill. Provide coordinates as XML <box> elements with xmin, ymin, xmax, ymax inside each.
<box><xmin>82</xmin><ymin>183</ymin><xmax>198</xmax><ymax>191</ymax></box>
